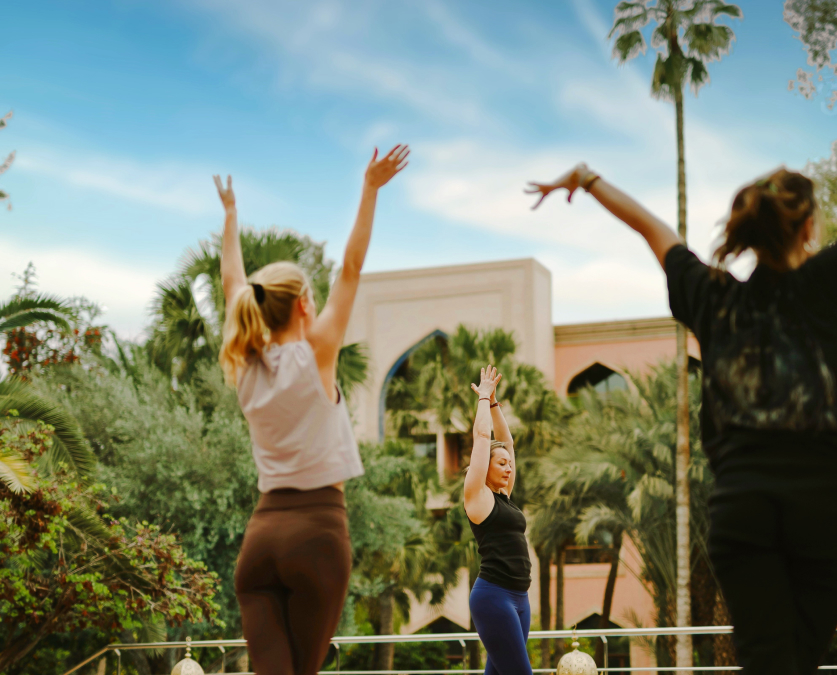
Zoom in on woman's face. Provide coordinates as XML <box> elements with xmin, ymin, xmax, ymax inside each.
<box><xmin>486</xmin><ymin>448</ymin><xmax>512</xmax><ymax>491</ymax></box>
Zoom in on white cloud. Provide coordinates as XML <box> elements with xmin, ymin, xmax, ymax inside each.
<box><xmin>183</xmin><ymin>0</ymin><xmax>506</xmax><ymax>129</ymax></box>
<box><xmin>548</xmin><ymin>255</ymin><xmax>670</xmax><ymax>322</ymax></box>
<box><xmin>0</xmin><ymin>237</ymin><xmax>164</xmax><ymax>339</ymax></box>
<box><xmin>16</xmin><ymin>148</ymin><xmax>215</xmax><ymax>217</ymax></box>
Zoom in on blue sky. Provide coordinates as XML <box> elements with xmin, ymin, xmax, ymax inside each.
<box><xmin>1</xmin><ymin>0</ymin><xmax>834</xmax><ymax>337</ymax></box>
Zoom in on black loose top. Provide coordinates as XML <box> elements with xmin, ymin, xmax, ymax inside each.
<box><xmin>467</xmin><ymin>491</ymin><xmax>532</xmax><ymax>592</ymax></box>
<box><xmin>665</xmin><ymin>243</ymin><xmax>837</xmax><ymax>466</ymax></box>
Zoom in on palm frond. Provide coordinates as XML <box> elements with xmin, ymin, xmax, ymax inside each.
<box><xmin>0</xmin><ymin>294</ymin><xmax>73</xmax><ymax>333</ymax></box>
<box><xmin>684</xmin><ymin>23</ymin><xmax>735</xmax><ymax>61</ymax></box>
<box><xmin>337</xmin><ymin>342</ymin><xmax>370</xmax><ymax>403</ymax></box>
<box><xmin>0</xmin><ymin>447</ymin><xmax>34</xmax><ymax>493</ymax></box>
<box><xmin>686</xmin><ymin>57</ymin><xmax>710</xmax><ymax>93</ymax></box>
<box><xmin>612</xmin><ymin>29</ymin><xmax>648</xmax><ymax>62</ymax></box>
<box><xmin>0</xmin><ymin>378</ymin><xmax>95</xmax><ymax>477</ymax></box>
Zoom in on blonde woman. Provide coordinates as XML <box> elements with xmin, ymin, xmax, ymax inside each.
<box><xmin>465</xmin><ymin>365</ymin><xmax>532</xmax><ymax>675</ymax></box>
<box><xmin>214</xmin><ymin>144</ymin><xmax>409</xmax><ymax>675</ymax></box>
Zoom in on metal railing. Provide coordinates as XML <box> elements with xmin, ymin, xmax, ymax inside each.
<box><xmin>61</xmin><ymin>625</ymin><xmax>837</xmax><ymax>674</ymax></box>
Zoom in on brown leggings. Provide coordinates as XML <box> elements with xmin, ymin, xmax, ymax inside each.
<box><xmin>235</xmin><ymin>487</ymin><xmax>352</xmax><ymax>675</ymax></box>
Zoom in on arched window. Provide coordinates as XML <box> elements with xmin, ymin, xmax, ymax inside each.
<box><xmin>379</xmin><ymin>330</ymin><xmax>448</xmax><ymax>440</ymax></box>
<box><xmin>567</xmin><ymin>363</ymin><xmax>628</xmax><ymax>396</ymax></box>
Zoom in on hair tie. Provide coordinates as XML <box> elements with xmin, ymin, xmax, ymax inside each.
<box><xmin>755</xmin><ymin>178</ymin><xmax>779</xmax><ymax>195</ymax></box>
<box><xmin>250</xmin><ymin>283</ymin><xmax>266</xmax><ymax>304</ymax></box>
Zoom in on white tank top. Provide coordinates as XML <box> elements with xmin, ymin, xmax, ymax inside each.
<box><xmin>237</xmin><ymin>340</ymin><xmax>363</xmax><ymax>492</ymax></box>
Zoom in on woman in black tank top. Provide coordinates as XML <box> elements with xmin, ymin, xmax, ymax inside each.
<box><xmin>464</xmin><ymin>365</ymin><xmax>533</xmax><ymax>675</ymax></box>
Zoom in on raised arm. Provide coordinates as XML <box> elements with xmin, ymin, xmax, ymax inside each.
<box><xmin>464</xmin><ymin>366</ymin><xmax>502</xmax><ymax>524</ymax></box>
<box><xmin>526</xmin><ymin>163</ymin><xmax>682</xmax><ymax>268</ymax></box>
<box><xmin>307</xmin><ymin>145</ymin><xmax>409</xmax><ymax>379</ymax></box>
<box><xmin>489</xmin><ymin>379</ymin><xmax>517</xmax><ymax>497</ymax></box>
<box><xmin>214</xmin><ymin>175</ymin><xmax>247</xmax><ymax>314</ymax></box>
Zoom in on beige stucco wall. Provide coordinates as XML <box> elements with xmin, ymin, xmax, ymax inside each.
<box><xmin>344</xmin><ymin>258</ymin><xmax>555</xmax><ymax>441</ymax></box>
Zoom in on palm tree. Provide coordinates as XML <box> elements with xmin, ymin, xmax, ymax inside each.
<box><xmin>0</xmin><ymin>378</ymin><xmax>95</xmax><ymax>492</ymax></box>
<box><xmin>608</xmin><ymin>2</ymin><xmax>741</xmax><ymax>665</ymax></box>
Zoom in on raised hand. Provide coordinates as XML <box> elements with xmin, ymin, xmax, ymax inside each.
<box><xmin>471</xmin><ymin>364</ymin><xmax>502</xmax><ymax>400</ymax></box>
<box><xmin>365</xmin><ymin>144</ymin><xmax>410</xmax><ymax>189</ymax></box>
<box><xmin>525</xmin><ymin>162</ymin><xmax>589</xmax><ymax>209</ymax></box>
<box><xmin>213</xmin><ymin>174</ymin><xmax>236</xmax><ymax>212</ymax></box>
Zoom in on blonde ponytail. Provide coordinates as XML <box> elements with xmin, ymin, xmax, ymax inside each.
<box><xmin>219</xmin><ymin>261</ymin><xmax>310</xmax><ymax>385</ymax></box>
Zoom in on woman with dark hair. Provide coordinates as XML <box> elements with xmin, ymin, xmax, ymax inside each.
<box><xmin>465</xmin><ymin>365</ymin><xmax>532</xmax><ymax>675</ymax></box>
<box><xmin>526</xmin><ymin>165</ymin><xmax>836</xmax><ymax>675</ymax></box>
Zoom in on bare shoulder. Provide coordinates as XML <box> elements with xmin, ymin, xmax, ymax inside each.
<box><xmin>465</xmin><ymin>486</ymin><xmax>496</xmax><ymax>525</ymax></box>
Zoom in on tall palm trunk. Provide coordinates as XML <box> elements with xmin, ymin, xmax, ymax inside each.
<box><xmin>375</xmin><ymin>589</ymin><xmax>395</xmax><ymax>671</ymax></box>
<box><xmin>595</xmin><ymin>531</ymin><xmax>623</xmax><ymax>666</ymax></box>
<box><xmin>538</xmin><ymin>546</ymin><xmax>552</xmax><ymax>669</ymax></box>
<box><xmin>673</xmin><ymin>80</ymin><xmax>693</xmax><ymax>671</ymax></box>
<box><xmin>468</xmin><ymin>566</ymin><xmax>481</xmax><ymax>671</ymax></box>
<box><xmin>554</xmin><ymin>543</ymin><xmax>567</xmax><ymax>660</ymax></box>
<box><xmin>713</xmin><ymin>591</ymin><xmax>736</xmax><ymax>672</ymax></box>
<box><xmin>690</xmin><ymin>548</ymin><xmax>717</xmax><ymax>667</ymax></box>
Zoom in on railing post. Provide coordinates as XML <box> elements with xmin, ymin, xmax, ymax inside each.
<box><xmin>458</xmin><ymin>639</ymin><xmax>466</xmax><ymax>672</ymax></box>
<box><xmin>599</xmin><ymin>635</ymin><xmax>608</xmax><ymax>672</ymax></box>
<box><xmin>114</xmin><ymin>649</ymin><xmax>121</xmax><ymax>675</ymax></box>
<box><xmin>218</xmin><ymin>645</ymin><xmax>225</xmax><ymax>673</ymax></box>
<box><xmin>335</xmin><ymin>643</ymin><xmax>340</xmax><ymax>674</ymax></box>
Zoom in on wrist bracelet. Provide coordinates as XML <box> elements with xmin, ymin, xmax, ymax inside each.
<box><xmin>581</xmin><ymin>172</ymin><xmax>601</xmax><ymax>192</ymax></box>
<box><xmin>478</xmin><ymin>397</ymin><xmax>490</xmax><ymax>402</ymax></box>
<box><xmin>490</xmin><ymin>402</ymin><xmax>502</xmax><ymax>409</ymax></box>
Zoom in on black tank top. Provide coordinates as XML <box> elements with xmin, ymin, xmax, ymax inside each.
<box><xmin>467</xmin><ymin>491</ymin><xmax>531</xmax><ymax>592</ymax></box>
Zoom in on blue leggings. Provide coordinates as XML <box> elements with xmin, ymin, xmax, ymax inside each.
<box><xmin>470</xmin><ymin>577</ymin><xmax>533</xmax><ymax>675</ymax></box>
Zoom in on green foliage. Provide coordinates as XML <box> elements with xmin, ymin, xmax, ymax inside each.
<box><xmin>0</xmin><ymin>421</ymin><xmax>220</xmax><ymax>672</ymax></box>
<box><xmin>784</xmin><ymin>0</ymin><xmax>837</xmax><ymax>108</ymax></box>
<box><xmin>806</xmin><ymin>140</ymin><xmax>837</xmax><ymax>244</ymax></box>
<box><xmin>343</xmin><ymin>440</ymin><xmax>446</xmax><ymax>635</ymax></box>
<box><xmin>334</xmin><ymin>632</ymin><xmax>450</xmax><ymax>673</ymax></box>
<box><xmin>33</xmin><ymin>357</ymin><xmax>259</xmax><ymax>635</ymax></box>
<box><xmin>531</xmin><ymin>363</ymin><xmax>712</xmax><ymax>665</ymax></box>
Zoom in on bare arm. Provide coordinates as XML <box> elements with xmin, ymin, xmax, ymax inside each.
<box><xmin>214</xmin><ymin>175</ymin><xmax>248</xmax><ymax>314</ymax></box>
<box><xmin>307</xmin><ymin>145</ymin><xmax>410</xmax><ymax>378</ymax></box>
<box><xmin>526</xmin><ymin>163</ymin><xmax>682</xmax><ymax>268</ymax></box>
<box><xmin>464</xmin><ymin>366</ymin><xmax>502</xmax><ymax>524</ymax></box>
<box><xmin>489</xmin><ymin>382</ymin><xmax>517</xmax><ymax>497</ymax></box>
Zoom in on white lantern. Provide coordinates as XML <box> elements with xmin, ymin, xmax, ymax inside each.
<box><xmin>556</xmin><ymin>629</ymin><xmax>597</xmax><ymax>675</ymax></box>
<box><xmin>171</xmin><ymin>637</ymin><xmax>205</xmax><ymax>675</ymax></box>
